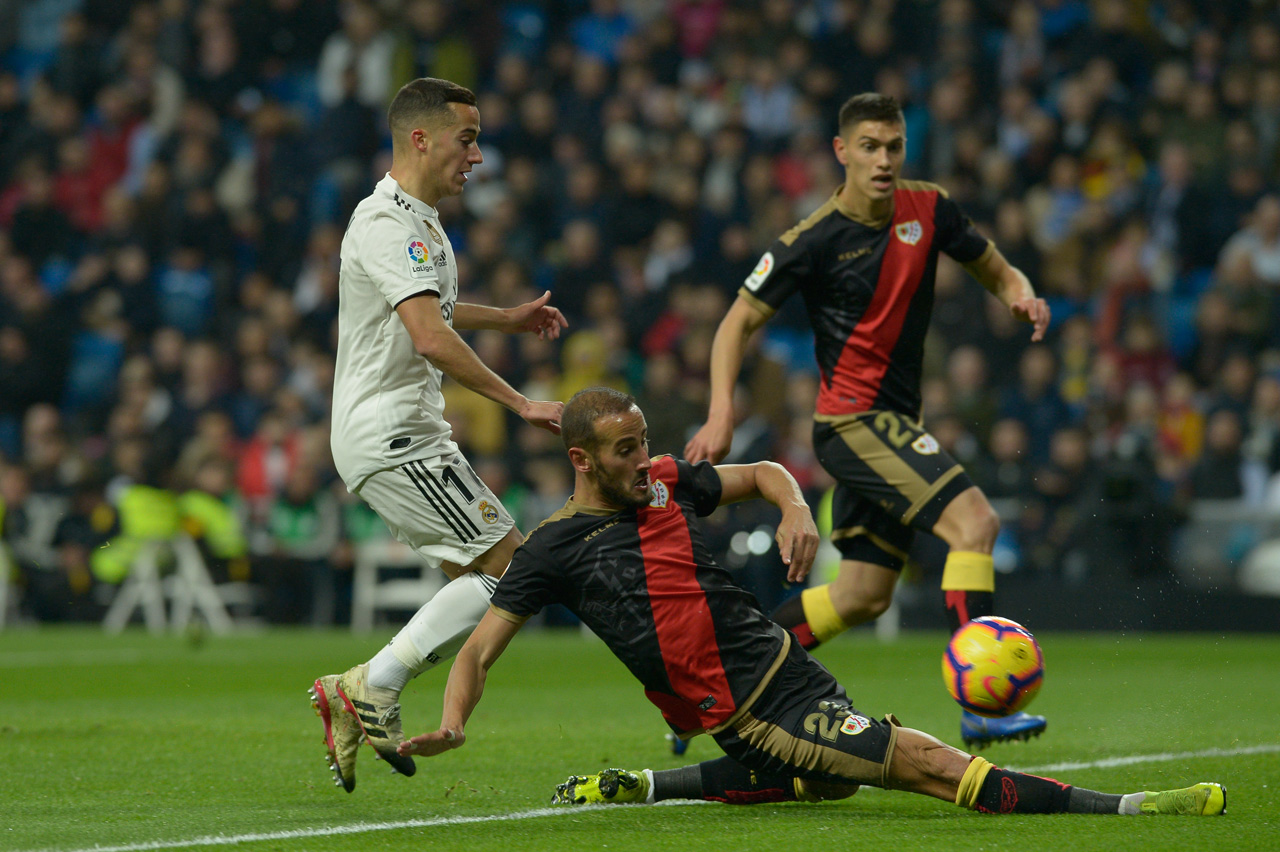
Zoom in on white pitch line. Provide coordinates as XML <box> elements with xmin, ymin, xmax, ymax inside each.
<box><xmin>21</xmin><ymin>744</ymin><xmax>1278</xmax><ymax>852</ymax></box>
<box><xmin>0</xmin><ymin>648</ymin><xmax>146</xmax><ymax>667</ymax></box>
<box><xmin>1012</xmin><ymin>742</ymin><xmax>1280</xmax><ymax>774</ymax></box>
<box><xmin>16</xmin><ymin>806</ymin><xmax>613</xmax><ymax>852</ymax></box>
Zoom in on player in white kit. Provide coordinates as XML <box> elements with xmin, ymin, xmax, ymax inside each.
<box><xmin>310</xmin><ymin>77</ymin><xmax>566</xmax><ymax>792</ymax></box>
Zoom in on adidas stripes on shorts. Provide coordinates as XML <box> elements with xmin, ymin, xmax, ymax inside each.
<box><xmin>355</xmin><ymin>452</ymin><xmax>514</xmax><ymax>572</ymax></box>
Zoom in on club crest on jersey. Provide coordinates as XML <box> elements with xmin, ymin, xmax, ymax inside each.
<box><xmin>648</xmin><ymin>480</ymin><xmax>670</xmax><ymax>508</ymax></box>
<box><xmin>894</xmin><ymin>220</ymin><xmax>923</xmax><ymax>245</ymax></box>
<box><xmin>477</xmin><ymin>500</ymin><xmax>500</xmax><ymax>524</ymax></box>
<box><xmin>912</xmin><ymin>433</ymin><xmax>940</xmax><ymax>455</ymax></box>
<box><xmin>745</xmin><ymin>251</ymin><xmax>774</xmax><ymax>291</ymax></box>
<box><xmin>839</xmin><ymin>714</ymin><xmax>871</xmax><ymax>736</ymax></box>
<box><xmin>423</xmin><ymin>220</ymin><xmax>444</xmax><ymax>245</ymax></box>
<box><xmin>406</xmin><ymin>237</ymin><xmax>434</xmax><ymax>279</ymax></box>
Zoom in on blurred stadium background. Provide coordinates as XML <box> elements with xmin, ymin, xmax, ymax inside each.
<box><xmin>3</xmin><ymin>0</ymin><xmax>1280</xmax><ymax>635</ymax></box>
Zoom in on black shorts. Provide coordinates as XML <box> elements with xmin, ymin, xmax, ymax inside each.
<box><xmin>713</xmin><ymin>639</ymin><xmax>899</xmax><ymax>788</ymax></box>
<box><xmin>813</xmin><ymin>411</ymin><xmax>974</xmax><ymax>570</ymax></box>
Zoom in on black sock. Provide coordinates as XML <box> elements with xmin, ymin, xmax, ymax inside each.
<box><xmin>975</xmin><ymin>768</ymin><xmax>1072</xmax><ymax>814</ymax></box>
<box><xmin>1066</xmin><ymin>787</ymin><xmax>1123</xmax><ymax>814</ymax></box>
<box><xmin>771</xmin><ymin>595</ymin><xmax>819</xmax><ymax>649</ymax></box>
<box><xmin>654</xmin><ymin>757</ymin><xmax>797</xmax><ymax>804</ymax></box>
<box><xmin>945</xmin><ymin>590</ymin><xmax>994</xmax><ymax>633</ymax></box>
<box><xmin>652</xmin><ymin>764</ymin><xmax>702</xmax><ymax>802</ymax></box>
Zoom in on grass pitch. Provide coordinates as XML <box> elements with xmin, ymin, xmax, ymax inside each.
<box><xmin>3</xmin><ymin>626</ymin><xmax>1277</xmax><ymax>852</ymax></box>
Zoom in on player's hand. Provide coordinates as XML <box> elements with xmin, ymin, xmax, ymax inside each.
<box><xmin>520</xmin><ymin>398</ymin><xmax>563</xmax><ymax>434</ymax></box>
<box><xmin>506</xmin><ymin>290</ymin><xmax>568</xmax><ymax>340</ymax></box>
<box><xmin>776</xmin><ymin>505</ymin><xmax>820</xmax><ymax>584</ymax></box>
<box><xmin>684</xmin><ymin>418</ymin><xmax>733</xmax><ymax>464</ymax></box>
<box><xmin>1009</xmin><ymin>297</ymin><xmax>1050</xmax><ymax>342</ymax></box>
<box><xmin>398</xmin><ymin>727</ymin><xmax>465</xmax><ymax>757</ymax></box>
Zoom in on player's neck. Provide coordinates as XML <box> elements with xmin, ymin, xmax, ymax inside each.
<box><xmin>388</xmin><ymin>165</ymin><xmax>441</xmax><ymax>210</ymax></box>
<box><xmin>837</xmin><ymin>183</ymin><xmax>893</xmax><ymax>223</ymax></box>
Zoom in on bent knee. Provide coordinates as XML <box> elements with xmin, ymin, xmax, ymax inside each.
<box><xmin>937</xmin><ymin>491</ymin><xmax>1001</xmax><ymax>552</ymax></box>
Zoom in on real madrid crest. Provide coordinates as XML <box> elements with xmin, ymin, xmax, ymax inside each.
<box><xmin>423</xmin><ymin>220</ymin><xmax>444</xmax><ymax>245</ymax></box>
<box><xmin>477</xmin><ymin>500</ymin><xmax>500</xmax><ymax>524</ymax></box>
<box><xmin>648</xmin><ymin>480</ymin><xmax>669</xmax><ymax>508</ymax></box>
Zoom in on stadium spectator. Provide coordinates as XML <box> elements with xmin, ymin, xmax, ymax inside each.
<box><xmin>1187</xmin><ymin>408</ymin><xmax>1267</xmax><ymax>504</ymax></box>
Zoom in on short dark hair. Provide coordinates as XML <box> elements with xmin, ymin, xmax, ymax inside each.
<box><xmin>837</xmin><ymin>92</ymin><xmax>905</xmax><ymax>136</ymax></box>
<box><xmin>387</xmin><ymin>77</ymin><xmax>477</xmax><ymax>137</ymax></box>
<box><xmin>562</xmin><ymin>387</ymin><xmax>639</xmax><ymax>455</ymax></box>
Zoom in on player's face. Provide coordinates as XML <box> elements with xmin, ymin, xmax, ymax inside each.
<box><xmin>834</xmin><ymin>120</ymin><xmax>905</xmax><ymax>202</ymax></box>
<box><xmin>587</xmin><ymin>408</ymin><xmax>653</xmax><ymax>510</ymax></box>
<box><xmin>424</xmin><ymin>103</ymin><xmax>483</xmax><ymax>200</ymax></box>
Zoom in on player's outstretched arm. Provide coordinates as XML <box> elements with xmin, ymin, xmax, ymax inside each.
<box><xmin>454</xmin><ymin>290</ymin><xmax>568</xmax><ymax>341</ymax></box>
<box><xmin>963</xmin><ymin>246</ymin><xmax>1050</xmax><ymax>342</ymax></box>
<box><xmin>714</xmin><ymin>461</ymin><xmax>819</xmax><ymax>583</ymax></box>
<box><xmin>397</xmin><ymin>293</ymin><xmax>563</xmax><ymax>434</ymax></box>
<box><xmin>398</xmin><ymin>609</ymin><xmax>523</xmax><ymax>757</ymax></box>
<box><xmin>685</xmin><ymin>298</ymin><xmax>770</xmax><ymax>464</ymax></box>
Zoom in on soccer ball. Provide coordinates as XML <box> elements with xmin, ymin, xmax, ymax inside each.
<box><xmin>942</xmin><ymin>616</ymin><xmax>1044</xmax><ymax>717</ymax></box>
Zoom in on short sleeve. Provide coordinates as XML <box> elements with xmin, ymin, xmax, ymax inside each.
<box><xmin>674</xmin><ymin>458</ymin><xmax>723</xmax><ymax>517</ymax></box>
<box><xmin>359</xmin><ymin>214</ymin><xmax>441</xmax><ymax>308</ymax></box>
<box><xmin>488</xmin><ymin>540</ymin><xmax>559</xmax><ymax>620</ymax></box>
<box><xmin>738</xmin><ymin>235</ymin><xmax>811</xmax><ymax>315</ymax></box>
<box><xmin>933</xmin><ymin>193</ymin><xmax>990</xmax><ymax>264</ymax></box>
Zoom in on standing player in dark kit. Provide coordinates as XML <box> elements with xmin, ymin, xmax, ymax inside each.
<box><xmin>397</xmin><ymin>388</ymin><xmax>1224</xmax><ymax>818</ymax></box>
<box><xmin>685</xmin><ymin>93</ymin><xmax>1051</xmax><ymax>748</ymax></box>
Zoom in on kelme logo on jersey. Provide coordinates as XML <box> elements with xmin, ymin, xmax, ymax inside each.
<box><xmin>895</xmin><ymin>220</ymin><xmax>923</xmax><ymax>245</ymax></box>
<box><xmin>912</xmin><ymin>433</ymin><xmax>940</xmax><ymax>455</ymax></box>
<box><xmin>477</xmin><ymin>500</ymin><xmax>500</xmax><ymax>524</ymax></box>
<box><xmin>648</xmin><ymin>480</ymin><xmax>669</xmax><ymax>508</ymax></box>
<box><xmin>745</xmin><ymin>251</ymin><xmax>774</xmax><ymax>290</ymax></box>
<box><xmin>406</xmin><ymin>237</ymin><xmax>434</xmax><ymax>279</ymax></box>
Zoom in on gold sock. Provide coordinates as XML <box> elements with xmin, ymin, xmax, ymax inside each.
<box><xmin>941</xmin><ymin>551</ymin><xmax>995</xmax><ymax>592</ymax></box>
<box><xmin>955</xmin><ymin>756</ymin><xmax>995</xmax><ymax>809</ymax></box>
<box><xmin>801</xmin><ymin>584</ymin><xmax>849</xmax><ymax>644</ymax></box>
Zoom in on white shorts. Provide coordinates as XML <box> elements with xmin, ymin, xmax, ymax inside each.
<box><xmin>355</xmin><ymin>452</ymin><xmax>515</xmax><ymax>571</ymax></box>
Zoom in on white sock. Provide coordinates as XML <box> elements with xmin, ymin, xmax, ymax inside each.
<box><xmin>1118</xmin><ymin>792</ymin><xmax>1144</xmax><ymax>815</ymax></box>
<box><xmin>642</xmin><ymin>769</ymin><xmax>656</xmax><ymax>804</ymax></box>
<box><xmin>366</xmin><ymin>571</ymin><xmax>499</xmax><ymax>694</ymax></box>
<box><xmin>367</xmin><ymin>644</ymin><xmax>411</xmax><ymax>694</ymax></box>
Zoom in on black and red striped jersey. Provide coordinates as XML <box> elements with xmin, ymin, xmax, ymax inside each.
<box><xmin>740</xmin><ymin>182</ymin><xmax>992</xmax><ymax>418</ymax></box>
<box><xmin>489</xmin><ymin>455</ymin><xmax>790</xmax><ymax>737</ymax></box>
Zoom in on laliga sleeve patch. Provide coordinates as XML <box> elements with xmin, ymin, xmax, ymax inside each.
<box><xmin>405</xmin><ymin>236</ymin><xmax>435</xmax><ymax>279</ymax></box>
<box><xmin>744</xmin><ymin>251</ymin><xmax>774</xmax><ymax>291</ymax></box>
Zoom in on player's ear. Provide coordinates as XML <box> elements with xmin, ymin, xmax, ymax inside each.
<box><xmin>833</xmin><ymin>135</ymin><xmax>848</xmax><ymax>166</ymax></box>
<box><xmin>568</xmin><ymin>447</ymin><xmax>591</xmax><ymax>473</ymax></box>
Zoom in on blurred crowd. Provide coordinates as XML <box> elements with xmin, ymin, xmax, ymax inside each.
<box><xmin>4</xmin><ymin>0</ymin><xmax>1280</xmax><ymax>625</ymax></box>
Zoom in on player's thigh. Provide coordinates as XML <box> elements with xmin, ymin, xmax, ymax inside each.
<box><xmin>815</xmin><ymin>412</ymin><xmax>974</xmax><ymax>533</ymax></box>
<box><xmin>355</xmin><ymin>452</ymin><xmax>514</xmax><ymax>577</ymax></box>
<box><xmin>716</xmin><ymin>644</ymin><xmax>899</xmax><ymax>788</ymax></box>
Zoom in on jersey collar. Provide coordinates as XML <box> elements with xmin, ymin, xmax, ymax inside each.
<box><xmin>380</xmin><ymin>174</ymin><xmax>438</xmax><ymax>219</ymax></box>
<box><xmin>564</xmin><ymin>496</ymin><xmax>623</xmax><ymax>517</ymax></box>
<box><xmin>831</xmin><ymin>183</ymin><xmax>894</xmax><ymax>229</ymax></box>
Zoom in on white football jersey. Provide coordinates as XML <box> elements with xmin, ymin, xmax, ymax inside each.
<box><xmin>331</xmin><ymin>173</ymin><xmax>460</xmax><ymax>490</ymax></box>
